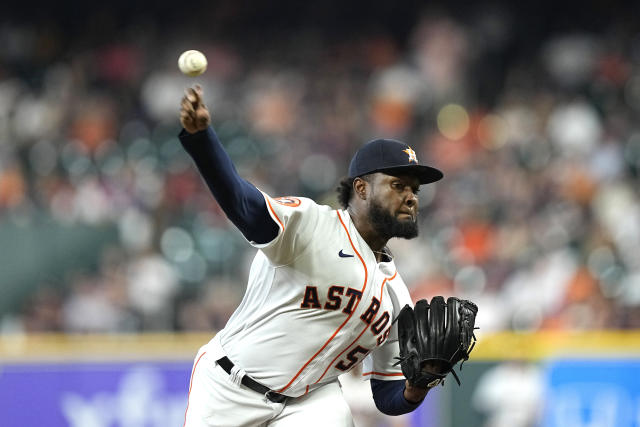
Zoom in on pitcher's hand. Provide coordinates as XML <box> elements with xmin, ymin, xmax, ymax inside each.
<box><xmin>180</xmin><ymin>85</ymin><xmax>210</xmax><ymax>134</ymax></box>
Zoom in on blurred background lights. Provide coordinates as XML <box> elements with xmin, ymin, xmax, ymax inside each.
<box><xmin>118</xmin><ymin>208</ymin><xmax>153</xmax><ymax>252</ymax></box>
<box><xmin>477</xmin><ymin>114</ymin><xmax>508</xmax><ymax>150</ymax></box>
<box><xmin>160</xmin><ymin>227</ymin><xmax>194</xmax><ymax>263</ymax></box>
<box><xmin>196</xmin><ymin>227</ymin><xmax>235</xmax><ymax>263</ymax></box>
<box><xmin>126</xmin><ymin>138</ymin><xmax>155</xmax><ymax>163</ymax></box>
<box><xmin>161</xmin><ymin>137</ymin><xmax>191</xmax><ymax>173</ymax></box>
<box><xmin>60</xmin><ymin>141</ymin><xmax>91</xmax><ymax>179</ymax></box>
<box><xmin>623</xmin><ymin>74</ymin><xmax>640</xmax><ymax>111</ymax></box>
<box><xmin>453</xmin><ymin>265</ymin><xmax>487</xmax><ymax>298</ymax></box>
<box><xmin>98</xmin><ymin>149</ymin><xmax>126</xmax><ymax>177</ymax></box>
<box><xmin>625</xmin><ymin>133</ymin><xmax>640</xmax><ymax>169</ymax></box>
<box><xmin>119</xmin><ymin>119</ymin><xmax>150</xmax><ymax>143</ymax></box>
<box><xmin>299</xmin><ymin>153</ymin><xmax>337</xmax><ymax>192</ymax></box>
<box><xmin>28</xmin><ymin>140</ymin><xmax>57</xmax><ymax>177</ymax></box>
<box><xmin>546</xmin><ymin>101</ymin><xmax>602</xmax><ymax>157</ymax></box>
<box><xmin>175</xmin><ymin>252</ymin><xmax>207</xmax><ymax>283</ymax></box>
<box><xmin>226</xmin><ymin>136</ymin><xmax>260</xmax><ymax>174</ymax></box>
<box><xmin>587</xmin><ymin>246</ymin><xmax>616</xmax><ymax>278</ymax></box>
<box><xmin>511</xmin><ymin>305</ymin><xmax>543</xmax><ymax>331</ymax></box>
<box><xmin>134</xmin><ymin>167</ymin><xmax>164</xmax><ymax>208</ymax></box>
<box><xmin>437</xmin><ymin>103</ymin><xmax>470</xmax><ymax>140</ymax></box>
<box><xmin>598</xmin><ymin>264</ymin><xmax>625</xmax><ymax>299</ymax></box>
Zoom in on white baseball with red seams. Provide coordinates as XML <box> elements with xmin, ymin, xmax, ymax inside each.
<box><xmin>184</xmin><ymin>193</ymin><xmax>413</xmax><ymax>426</ymax></box>
<box><xmin>178</xmin><ymin>50</ymin><xmax>207</xmax><ymax>77</ymax></box>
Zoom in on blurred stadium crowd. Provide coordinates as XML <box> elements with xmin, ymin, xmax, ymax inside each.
<box><xmin>1</xmin><ymin>2</ymin><xmax>639</xmax><ymax>334</ymax></box>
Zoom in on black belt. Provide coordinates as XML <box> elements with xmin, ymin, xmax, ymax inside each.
<box><xmin>216</xmin><ymin>357</ymin><xmax>288</xmax><ymax>404</ymax></box>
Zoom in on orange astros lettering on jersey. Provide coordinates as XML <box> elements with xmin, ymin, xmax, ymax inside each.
<box><xmin>274</xmin><ymin>196</ymin><xmax>301</xmax><ymax>207</ymax></box>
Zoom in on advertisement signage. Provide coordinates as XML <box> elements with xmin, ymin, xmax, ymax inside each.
<box><xmin>543</xmin><ymin>359</ymin><xmax>640</xmax><ymax>427</ymax></box>
<box><xmin>0</xmin><ymin>361</ymin><xmax>191</xmax><ymax>426</ymax></box>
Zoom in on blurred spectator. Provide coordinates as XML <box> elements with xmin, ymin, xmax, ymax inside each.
<box><xmin>472</xmin><ymin>361</ymin><xmax>544</xmax><ymax>427</ymax></box>
<box><xmin>0</xmin><ymin>2</ymin><xmax>639</xmax><ymax>334</ymax></box>
<box><xmin>21</xmin><ymin>287</ymin><xmax>63</xmax><ymax>332</ymax></box>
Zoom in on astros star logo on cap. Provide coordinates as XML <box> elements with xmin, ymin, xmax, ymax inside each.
<box><xmin>403</xmin><ymin>147</ymin><xmax>418</xmax><ymax>163</ymax></box>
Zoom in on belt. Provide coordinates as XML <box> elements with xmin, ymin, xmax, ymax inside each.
<box><xmin>216</xmin><ymin>357</ymin><xmax>288</xmax><ymax>404</ymax></box>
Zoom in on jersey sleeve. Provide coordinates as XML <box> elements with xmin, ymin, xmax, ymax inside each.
<box><xmin>362</xmin><ymin>275</ymin><xmax>414</xmax><ymax>381</ymax></box>
<box><xmin>362</xmin><ymin>336</ymin><xmax>405</xmax><ymax>381</ymax></box>
<box><xmin>252</xmin><ymin>193</ymin><xmax>323</xmax><ymax>266</ymax></box>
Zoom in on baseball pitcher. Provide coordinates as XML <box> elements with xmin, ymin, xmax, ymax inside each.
<box><xmin>179</xmin><ymin>86</ymin><xmax>477</xmax><ymax>427</ymax></box>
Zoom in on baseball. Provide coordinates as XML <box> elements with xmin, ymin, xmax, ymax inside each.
<box><xmin>178</xmin><ymin>50</ymin><xmax>207</xmax><ymax>77</ymax></box>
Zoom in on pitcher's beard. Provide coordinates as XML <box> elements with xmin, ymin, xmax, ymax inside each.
<box><xmin>368</xmin><ymin>200</ymin><xmax>418</xmax><ymax>240</ymax></box>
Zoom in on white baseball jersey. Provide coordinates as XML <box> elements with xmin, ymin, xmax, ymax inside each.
<box><xmin>206</xmin><ymin>193</ymin><xmax>413</xmax><ymax>398</ymax></box>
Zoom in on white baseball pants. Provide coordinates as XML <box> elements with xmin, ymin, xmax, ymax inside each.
<box><xmin>183</xmin><ymin>347</ymin><xmax>355</xmax><ymax>427</ymax></box>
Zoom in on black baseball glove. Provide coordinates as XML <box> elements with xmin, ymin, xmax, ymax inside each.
<box><xmin>395</xmin><ymin>296</ymin><xmax>478</xmax><ymax>388</ymax></box>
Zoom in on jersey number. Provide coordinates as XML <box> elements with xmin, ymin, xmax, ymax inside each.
<box><xmin>335</xmin><ymin>345</ymin><xmax>369</xmax><ymax>371</ymax></box>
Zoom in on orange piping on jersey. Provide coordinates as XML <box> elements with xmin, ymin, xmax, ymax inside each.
<box><xmin>265</xmin><ymin>197</ymin><xmax>284</xmax><ymax>231</ymax></box>
<box><xmin>362</xmin><ymin>371</ymin><xmax>404</xmax><ymax>377</ymax></box>
<box><xmin>304</xmin><ymin>385</ymin><xmax>310</xmax><ymax>395</ymax></box>
<box><xmin>380</xmin><ymin>271</ymin><xmax>398</xmax><ymax>293</ymax></box>
<box><xmin>277</xmin><ymin>210</ymin><xmax>368</xmax><ymax>393</ymax></box>
<box><xmin>183</xmin><ymin>351</ymin><xmax>207</xmax><ymax>427</ymax></box>
<box><xmin>312</xmin><ymin>271</ymin><xmax>397</xmax><ymax>384</ymax></box>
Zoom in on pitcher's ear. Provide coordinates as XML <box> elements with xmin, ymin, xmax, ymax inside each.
<box><xmin>353</xmin><ymin>177</ymin><xmax>368</xmax><ymax>200</ymax></box>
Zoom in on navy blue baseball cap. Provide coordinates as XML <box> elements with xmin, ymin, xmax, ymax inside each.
<box><xmin>348</xmin><ymin>139</ymin><xmax>443</xmax><ymax>184</ymax></box>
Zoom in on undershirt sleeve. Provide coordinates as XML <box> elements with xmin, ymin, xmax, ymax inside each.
<box><xmin>370</xmin><ymin>378</ymin><xmax>423</xmax><ymax>416</ymax></box>
<box><xmin>179</xmin><ymin>127</ymin><xmax>279</xmax><ymax>244</ymax></box>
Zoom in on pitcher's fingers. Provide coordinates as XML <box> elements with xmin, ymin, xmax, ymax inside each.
<box><xmin>196</xmin><ymin>110</ymin><xmax>209</xmax><ymax>128</ymax></box>
<box><xmin>428</xmin><ymin>296</ymin><xmax>446</xmax><ymax>352</ymax></box>
<box><xmin>180</xmin><ymin>111</ymin><xmax>195</xmax><ymax>128</ymax></box>
<box><xmin>196</xmin><ymin>110</ymin><xmax>210</xmax><ymax>128</ymax></box>
<box><xmin>181</xmin><ymin>96</ymin><xmax>195</xmax><ymax>113</ymax></box>
<box><xmin>186</xmin><ymin>87</ymin><xmax>199</xmax><ymax>105</ymax></box>
<box><xmin>180</xmin><ymin>110</ymin><xmax>193</xmax><ymax>121</ymax></box>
